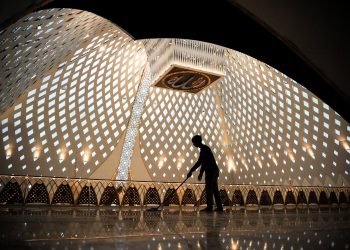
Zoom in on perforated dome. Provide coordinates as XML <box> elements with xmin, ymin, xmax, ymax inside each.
<box><xmin>0</xmin><ymin>9</ymin><xmax>349</xmax><ymax>186</ymax></box>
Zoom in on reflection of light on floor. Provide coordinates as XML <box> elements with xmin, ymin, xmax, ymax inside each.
<box><xmin>231</xmin><ymin>239</ymin><xmax>239</xmax><ymax>249</ymax></box>
<box><xmin>264</xmin><ymin>242</ymin><xmax>268</xmax><ymax>250</ymax></box>
<box><xmin>157</xmin><ymin>242</ymin><xmax>162</xmax><ymax>250</ymax></box>
<box><xmin>1</xmin><ymin>207</ymin><xmax>350</xmax><ymax>249</ymax></box>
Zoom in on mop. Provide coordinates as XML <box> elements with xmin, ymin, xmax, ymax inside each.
<box><xmin>146</xmin><ymin>176</ymin><xmax>189</xmax><ymax>211</ymax></box>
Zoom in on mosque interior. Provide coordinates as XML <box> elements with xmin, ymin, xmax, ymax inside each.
<box><xmin>0</xmin><ymin>2</ymin><xmax>349</xmax><ymax>249</ymax></box>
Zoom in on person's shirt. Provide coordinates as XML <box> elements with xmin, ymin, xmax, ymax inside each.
<box><xmin>191</xmin><ymin>144</ymin><xmax>219</xmax><ymax>178</ymax></box>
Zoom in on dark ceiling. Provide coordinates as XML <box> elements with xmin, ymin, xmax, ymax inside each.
<box><xmin>1</xmin><ymin>0</ymin><xmax>349</xmax><ymax>122</ymax></box>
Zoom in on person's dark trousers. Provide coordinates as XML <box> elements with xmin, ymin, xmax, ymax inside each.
<box><xmin>205</xmin><ymin>177</ymin><xmax>223</xmax><ymax>210</ymax></box>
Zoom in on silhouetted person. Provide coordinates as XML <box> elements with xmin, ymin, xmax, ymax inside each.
<box><xmin>187</xmin><ymin>135</ymin><xmax>223</xmax><ymax>212</ymax></box>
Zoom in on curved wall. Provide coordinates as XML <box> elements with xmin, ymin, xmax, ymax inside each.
<box><xmin>0</xmin><ymin>9</ymin><xmax>349</xmax><ymax>186</ymax></box>
<box><xmin>139</xmin><ymin>46</ymin><xmax>350</xmax><ymax>185</ymax></box>
<box><xmin>0</xmin><ymin>9</ymin><xmax>147</xmax><ymax>178</ymax></box>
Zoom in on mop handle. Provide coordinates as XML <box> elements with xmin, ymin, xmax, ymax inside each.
<box><xmin>162</xmin><ymin>176</ymin><xmax>189</xmax><ymax>205</ymax></box>
<box><xmin>175</xmin><ymin>176</ymin><xmax>189</xmax><ymax>192</ymax></box>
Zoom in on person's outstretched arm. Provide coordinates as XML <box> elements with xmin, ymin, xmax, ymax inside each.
<box><xmin>187</xmin><ymin>153</ymin><xmax>203</xmax><ymax>178</ymax></box>
<box><xmin>198</xmin><ymin>165</ymin><xmax>205</xmax><ymax>181</ymax></box>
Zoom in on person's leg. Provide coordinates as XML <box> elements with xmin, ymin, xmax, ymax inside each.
<box><xmin>213</xmin><ymin>178</ymin><xmax>223</xmax><ymax>210</ymax></box>
<box><xmin>205</xmin><ymin>180</ymin><xmax>214</xmax><ymax>210</ymax></box>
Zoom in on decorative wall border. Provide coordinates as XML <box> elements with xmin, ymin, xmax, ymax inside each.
<box><xmin>0</xmin><ymin>175</ymin><xmax>348</xmax><ymax>208</ymax></box>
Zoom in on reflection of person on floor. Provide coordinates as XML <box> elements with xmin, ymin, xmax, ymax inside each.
<box><xmin>187</xmin><ymin>135</ymin><xmax>223</xmax><ymax>212</ymax></box>
<box><xmin>198</xmin><ymin>211</ymin><xmax>227</xmax><ymax>249</ymax></box>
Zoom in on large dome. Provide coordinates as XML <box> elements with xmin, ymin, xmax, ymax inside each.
<box><xmin>0</xmin><ymin>9</ymin><xmax>349</xmax><ymax>186</ymax></box>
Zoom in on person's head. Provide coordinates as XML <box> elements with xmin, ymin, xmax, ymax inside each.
<box><xmin>192</xmin><ymin>135</ymin><xmax>202</xmax><ymax>147</ymax></box>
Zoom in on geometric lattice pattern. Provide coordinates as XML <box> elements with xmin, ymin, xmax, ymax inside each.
<box><xmin>198</xmin><ymin>189</ymin><xmax>207</xmax><ymax>206</ymax></box>
<box><xmin>121</xmin><ymin>186</ymin><xmax>141</xmax><ymax>206</ymax></box>
<box><xmin>140</xmin><ymin>84</ymin><xmax>226</xmax><ymax>182</ymax></box>
<box><xmin>232</xmin><ymin>189</ymin><xmax>244</xmax><ymax>206</ymax></box>
<box><xmin>0</xmin><ymin>175</ymin><xmax>349</xmax><ymax>208</ymax></box>
<box><xmin>139</xmin><ymin>47</ymin><xmax>350</xmax><ymax>186</ymax></box>
<box><xmin>181</xmin><ymin>188</ymin><xmax>196</xmax><ymax>205</ymax></box>
<box><xmin>329</xmin><ymin>191</ymin><xmax>338</xmax><ymax>204</ymax></box>
<box><xmin>143</xmin><ymin>187</ymin><xmax>161</xmax><ymax>206</ymax></box>
<box><xmin>0</xmin><ymin>9</ymin><xmax>349</xmax><ymax>188</ymax></box>
<box><xmin>285</xmin><ymin>191</ymin><xmax>296</xmax><ymax>205</ymax></box>
<box><xmin>339</xmin><ymin>191</ymin><xmax>348</xmax><ymax>204</ymax></box>
<box><xmin>52</xmin><ymin>184</ymin><xmax>74</xmax><ymax>205</ymax></box>
<box><xmin>297</xmin><ymin>190</ymin><xmax>307</xmax><ymax>205</ymax></box>
<box><xmin>0</xmin><ymin>9</ymin><xmax>147</xmax><ymax>178</ymax></box>
<box><xmin>259</xmin><ymin>190</ymin><xmax>272</xmax><ymax>206</ymax></box>
<box><xmin>0</xmin><ymin>181</ymin><xmax>24</xmax><ymax>204</ymax></box>
<box><xmin>221</xmin><ymin>51</ymin><xmax>350</xmax><ymax>186</ymax></box>
<box><xmin>273</xmin><ymin>190</ymin><xmax>284</xmax><ymax>205</ymax></box>
<box><xmin>25</xmin><ymin>182</ymin><xmax>49</xmax><ymax>204</ymax></box>
<box><xmin>100</xmin><ymin>186</ymin><xmax>120</xmax><ymax>206</ymax></box>
<box><xmin>77</xmin><ymin>185</ymin><xmax>98</xmax><ymax>205</ymax></box>
<box><xmin>0</xmin><ymin>9</ymin><xmax>95</xmax><ymax>114</ymax></box>
<box><xmin>163</xmin><ymin>188</ymin><xmax>180</xmax><ymax>206</ymax></box>
<box><xmin>219</xmin><ymin>189</ymin><xmax>231</xmax><ymax>206</ymax></box>
<box><xmin>308</xmin><ymin>191</ymin><xmax>318</xmax><ymax>205</ymax></box>
<box><xmin>246</xmin><ymin>190</ymin><xmax>258</xmax><ymax>205</ymax></box>
<box><xmin>319</xmin><ymin>191</ymin><xmax>329</xmax><ymax>206</ymax></box>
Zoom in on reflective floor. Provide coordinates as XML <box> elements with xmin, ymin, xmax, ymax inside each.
<box><xmin>0</xmin><ymin>206</ymin><xmax>349</xmax><ymax>249</ymax></box>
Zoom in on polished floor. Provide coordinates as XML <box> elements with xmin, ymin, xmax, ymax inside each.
<box><xmin>0</xmin><ymin>206</ymin><xmax>349</xmax><ymax>249</ymax></box>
